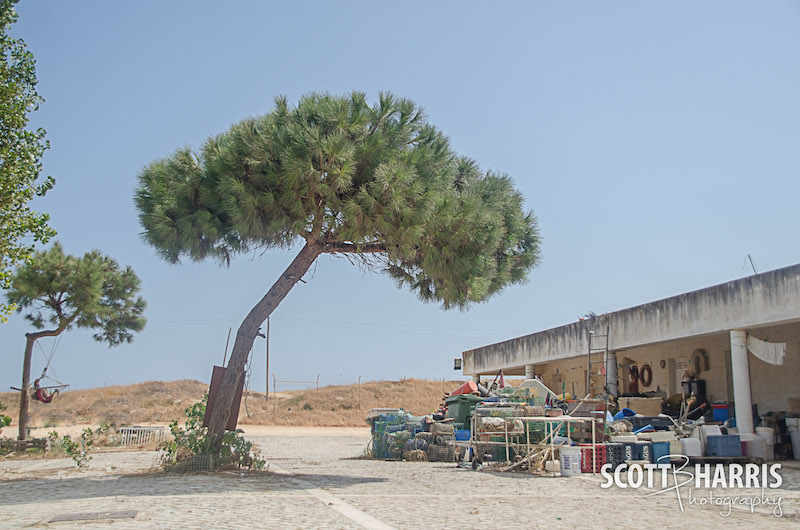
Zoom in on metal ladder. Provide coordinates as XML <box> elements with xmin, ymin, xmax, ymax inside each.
<box><xmin>586</xmin><ymin>326</ymin><xmax>609</xmax><ymax>398</ymax></box>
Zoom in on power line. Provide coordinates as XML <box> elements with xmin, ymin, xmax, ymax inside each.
<box><xmin>145</xmin><ymin>315</ymin><xmax>530</xmax><ymax>336</ymax></box>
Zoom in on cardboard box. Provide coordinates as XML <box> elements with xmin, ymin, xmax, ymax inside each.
<box><xmin>618</xmin><ymin>397</ymin><xmax>664</xmax><ymax>416</ymax></box>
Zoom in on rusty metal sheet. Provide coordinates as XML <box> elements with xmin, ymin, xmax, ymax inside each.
<box><xmin>203</xmin><ymin>365</ymin><xmax>244</xmax><ymax>431</ymax></box>
<box><xmin>49</xmin><ymin>510</ymin><xmax>137</xmax><ymax>522</ymax></box>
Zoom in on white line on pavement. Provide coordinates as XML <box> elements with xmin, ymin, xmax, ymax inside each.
<box><xmin>267</xmin><ymin>462</ymin><xmax>396</xmax><ymax>530</ymax></box>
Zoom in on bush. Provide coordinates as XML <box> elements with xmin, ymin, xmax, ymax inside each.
<box><xmin>160</xmin><ymin>394</ymin><xmax>265</xmax><ymax>471</ymax></box>
<box><xmin>0</xmin><ymin>401</ymin><xmax>11</xmax><ymax>428</ymax></box>
<box><xmin>49</xmin><ymin>429</ymin><xmax>93</xmax><ymax>467</ymax></box>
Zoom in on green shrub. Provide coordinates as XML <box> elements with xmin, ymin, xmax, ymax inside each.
<box><xmin>160</xmin><ymin>394</ymin><xmax>265</xmax><ymax>470</ymax></box>
<box><xmin>49</xmin><ymin>428</ymin><xmax>93</xmax><ymax>467</ymax></box>
<box><xmin>0</xmin><ymin>401</ymin><xmax>11</xmax><ymax>428</ymax></box>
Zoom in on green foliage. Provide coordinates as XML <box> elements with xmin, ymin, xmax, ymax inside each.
<box><xmin>54</xmin><ymin>428</ymin><xmax>93</xmax><ymax>468</ymax></box>
<box><xmin>160</xmin><ymin>394</ymin><xmax>265</xmax><ymax>470</ymax></box>
<box><xmin>0</xmin><ymin>400</ymin><xmax>10</xmax><ymax>427</ymax></box>
<box><xmin>92</xmin><ymin>422</ymin><xmax>120</xmax><ymax>446</ymax></box>
<box><xmin>136</xmin><ymin>92</ymin><xmax>540</xmax><ymax>309</ymax></box>
<box><xmin>302</xmin><ymin>403</ymin><xmax>313</xmax><ymax>411</ymax></box>
<box><xmin>6</xmin><ymin>242</ymin><xmax>147</xmax><ymax>343</ymax></box>
<box><xmin>0</xmin><ymin>0</ymin><xmax>56</xmax><ymax>320</ymax></box>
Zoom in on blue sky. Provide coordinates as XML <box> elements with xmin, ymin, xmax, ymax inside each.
<box><xmin>2</xmin><ymin>1</ymin><xmax>799</xmax><ymax>392</ymax></box>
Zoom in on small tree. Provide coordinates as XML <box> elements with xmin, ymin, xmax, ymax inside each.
<box><xmin>6</xmin><ymin>243</ymin><xmax>147</xmax><ymax>440</ymax></box>
<box><xmin>135</xmin><ymin>92</ymin><xmax>540</xmax><ymax>447</ymax></box>
<box><xmin>0</xmin><ymin>0</ymin><xmax>56</xmax><ymax>321</ymax></box>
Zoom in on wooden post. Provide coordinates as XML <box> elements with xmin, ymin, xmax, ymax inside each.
<box><xmin>222</xmin><ymin>327</ymin><xmax>231</xmax><ymax>365</ymax></box>
<box><xmin>526</xmin><ymin>418</ymin><xmax>531</xmax><ymax>473</ymax></box>
<box><xmin>265</xmin><ymin>317</ymin><xmax>269</xmax><ymax>403</ymax></box>
<box><xmin>272</xmin><ymin>373</ymin><xmax>276</xmax><ymax>413</ymax></box>
<box><xmin>592</xmin><ymin>416</ymin><xmax>597</xmax><ymax>475</ymax></box>
<box><xmin>504</xmin><ymin>419</ymin><xmax>510</xmax><ymax>462</ymax></box>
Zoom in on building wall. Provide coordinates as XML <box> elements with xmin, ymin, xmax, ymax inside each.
<box><xmin>749</xmin><ymin>341</ymin><xmax>800</xmax><ymax>414</ymax></box>
<box><xmin>534</xmin><ymin>356</ymin><xmax>587</xmax><ymax>398</ymax></box>
<box><xmin>463</xmin><ymin>263</ymin><xmax>800</xmax><ymax>376</ymax></box>
<box><xmin>616</xmin><ymin>336</ymin><xmax>731</xmax><ymax>402</ymax></box>
<box><xmin>528</xmin><ymin>335</ymin><xmax>800</xmax><ymax>415</ymax></box>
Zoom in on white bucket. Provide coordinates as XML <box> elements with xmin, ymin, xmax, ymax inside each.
<box><xmin>560</xmin><ymin>446</ymin><xmax>582</xmax><ymax>476</ymax></box>
<box><xmin>680</xmin><ymin>438</ymin><xmax>702</xmax><ymax>457</ymax></box>
<box><xmin>756</xmin><ymin>426</ymin><xmax>776</xmax><ymax>445</ymax></box>
<box><xmin>786</xmin><ymin>419</ymin><xmax>800</xmax><ymax>460</ymax></box>
<box><xmin>765</xmin><ymin>443</ymin><xmax>775</xmax><ymax>462</ymax></box>
<box><xmin>545</xmin><ymin>460</ymin><xmax>561</xmax><ymax>473</ymax></box>
<box><xmin>743</xmin><ymin>436</ymin><xmax>766</xmax><ymax>460</ymax></box>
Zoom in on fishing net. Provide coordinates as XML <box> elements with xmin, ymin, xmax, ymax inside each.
<box><xmin>415</xmin><ymin>432</ymin><xmax>435</xmax><ymax>444</ymax></box>
<box><xmin>429</xmin><ymin>422</ymin><xmax>455</xmax><ymax>434</ymax></box>
<box><xmin>370</xmin><ymin>411</ymin><xmax>427</xmax><ymax>459</ymax></box>
<box><xmin>404</xmin><ymin>438</ymin><xmax>429</xmax><ymax>452</ymax></box>
<box><xmin>403</xmin><ymin>449</ymin><xmax>429</xmax><ymax>462</ymax></box>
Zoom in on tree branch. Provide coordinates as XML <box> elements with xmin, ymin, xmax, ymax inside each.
<box><xmin>321</xmin><ymin>241</ymin><xmax>386</xmax><ymax>253</ymax></box>
<box><xmin>25</xmin><ymin>315</ymin><xmax>72</xmax><ymax>340</ymax></box>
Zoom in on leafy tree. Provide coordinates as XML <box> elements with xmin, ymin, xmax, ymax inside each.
<box><xmin>135</xmin><ymin>92</ymin><xmax>540</xmax><ymax>447</ymax></box>
<box><xmin>6</xmin><ymin>243</ymin><xmax>147</xmax><ymax>440</ymax></box>
<box><xmin>0</xmin><ymin>0</ymin><xmax>56</xmax><ymax>321</ymax></box>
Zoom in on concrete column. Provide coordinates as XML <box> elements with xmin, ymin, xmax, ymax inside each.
<box><xmin>730</xmin><ymin>329</ymin><xmax>754</xmax><ymax>434</ymax></box>
<box><xmin>605</xmin><ymin>351</ymin><xmax>618</xmax><ymax>398</ymax></box>
<box><xmin>472</xmin><ymin>374</ymin><xmax>480</xmax><ymax>383</ymax></box>
<box><xmin>525</xmin><ymin>364</ymin><xmax>535</xmax><ymax>380</ymax></box>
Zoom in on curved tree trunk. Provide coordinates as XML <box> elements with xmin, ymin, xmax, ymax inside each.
<box><xmin>18</xmin><ymin>327</ymin><xmax>65</xmax><ymax>441</ymax></box>
<box><xmin>206</xmin><ymin>241</ymin><xmax>322</xmax><ymax>448</ymax></box>
<box><xmin>17</xmin><ymin>334</ymin><xmax>36</xmax><ymax>441</ymax></box>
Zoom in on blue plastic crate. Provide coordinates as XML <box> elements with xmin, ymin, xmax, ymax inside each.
<box><xmin>652</xmin><ymin>441</ymin><xmax>670</xmax><ymax>464</ymax></box>
<box><xmin>706</xmin><ymin>434</ymin><xmax>741</xmax><ymax>457</ymax></box>
<box><xmin>634</xmin><ymin>441</ymin><xmax>652</xmax><ymax>462</ymax></box>
<box><xmin>621</xmin><ymin>442</ymin><xmax>635</xmax><ymax>461</ymax></box>
<box><xmin>711</xmin><ymin>404</ymin><xmax>729</xmax><ymax>422</ymax></box>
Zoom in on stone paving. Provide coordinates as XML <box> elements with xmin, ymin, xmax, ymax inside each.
<box><xmin>0</xmin><ymin>431</ymin><xmax>797</xmax><ymax>528</ymax></box>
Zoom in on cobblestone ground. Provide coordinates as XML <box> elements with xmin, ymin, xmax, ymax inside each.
<box><xmin>0</xmin><ymin>431</ymin><xmax>798</xmax><ymax>528</ymax></box>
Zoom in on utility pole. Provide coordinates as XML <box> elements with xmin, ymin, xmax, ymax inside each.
<box><xmin>265</xmin><ymin>317</ymin><xmax>270</xmax><ymax>402</ymax></box>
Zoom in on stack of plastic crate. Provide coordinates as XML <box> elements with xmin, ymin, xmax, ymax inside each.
<box><xmin>606</xmin><ymin>442</ymin><xmax>626</xmax><ymax>469</ymax></box>
<box><xmin>579</xmin><ymin>444</ymin><xmax>607</xmax><ymax>473</ymax></box>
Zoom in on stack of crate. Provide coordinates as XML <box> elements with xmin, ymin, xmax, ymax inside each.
<box><xmin>606</xmin><ymin>442</ymin><xmax>626</xmax><ymax>469</ymax></box>
<box><xmin>579</xmin><ymin>444</ymin><xmax>607</xmax><ymax>473</ymax></box>
<box><xmin>568</xmin><ymin>399</ymin><xmax>607</xmax><ymax>443</ymax></box>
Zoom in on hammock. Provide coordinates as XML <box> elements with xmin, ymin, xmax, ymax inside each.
<box><xmin>32</xmin><ymin>377</ymin><xmax>68</xmax><ymax>404</ymax></box>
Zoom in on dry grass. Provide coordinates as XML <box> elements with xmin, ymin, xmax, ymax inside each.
<box><xmin>0</xmin><ymin>378</ymin><xmax>465</xmax><ymax>429</ymax></box>
<box><xmin>0</xmin><ymin>380</ymin><xmax>207</xmax><ymax>429</ymax></box>
<box><xmin>239</xmin><ymin>378</ymin><xmax>463</xmax><ymax>426</ymax></box>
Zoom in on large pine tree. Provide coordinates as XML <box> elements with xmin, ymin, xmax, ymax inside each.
<box><xmin>7</xmin><ymin>243</ymin><xmax>147</xmax><ymax>439</ymax></box>
<box><xmin>135</xmin><ymin>92</ymin><xmax>540</xmax><ymax>446</ymax></box>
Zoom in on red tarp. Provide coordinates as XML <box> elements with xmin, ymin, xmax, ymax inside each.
<box><xmin>450</xmin><ymin>381</ymin><xmax>479</xmax><ymax>396</ymax></box>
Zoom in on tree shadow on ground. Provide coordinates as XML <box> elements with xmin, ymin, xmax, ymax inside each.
<box><xmin>0</xmin><ymin>469</ymin><xmax>387</xmax><ymax>506</ymax></box>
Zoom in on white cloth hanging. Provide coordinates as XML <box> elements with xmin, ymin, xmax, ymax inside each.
<box><xmin>746</xmin><ymin>334</ymin><xmax>786</xmax><ymax>366</ymax></box>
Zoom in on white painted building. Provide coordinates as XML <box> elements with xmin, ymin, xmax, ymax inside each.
<box><xmin>461</xmin><ymin>264</ymin><xmax>800</xmax><ymax>435</ymax></box>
